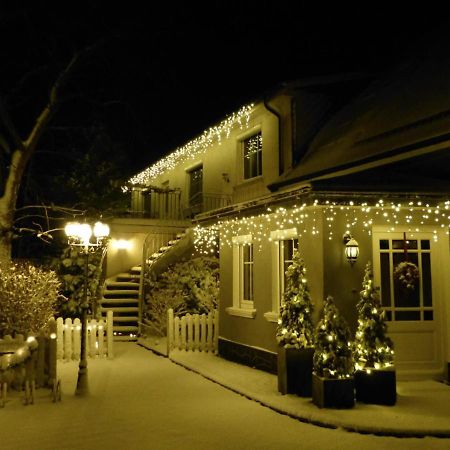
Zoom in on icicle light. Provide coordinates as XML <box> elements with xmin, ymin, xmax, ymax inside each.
<box><xmin>193</xmin><ymin>199</ymin><xmax>450</xmax><ymax>254</ymax></box>
<box><xmin>126</xmin><ymin>104</ymin><xmax>254</xmax><ymax>187</ymax></box>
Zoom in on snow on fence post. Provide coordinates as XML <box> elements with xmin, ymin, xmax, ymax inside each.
<box><xmin>47</xmin><ymin>318</ymin><xmax>57</xmax><ymax>383</ymax></box>
<box><xmin>72</xmin><ymin>318</ymin><xmax>81</xmax><ymax>360</ymax></box>
<box><xmin>187</xmin><ymin>314</ymin><xmax>193</xmax><ymax>351</ymax></box>
<box><xmin>207</xmin><ymin>312</ymin><xmax>213</xmax><ymax>352</ymax></box>
<box><xmin>64</xmin><ymin>318</ymin><xmax>72</xmax><ymax>360</ymax></box>
<box><xmin>174</xmin><ymin>316</ymin><xmax>180</xmax><ymax>350</ymax></box>
<box><xmin>88</xmin><ymin>319</ymin><xmax>97</xmax><ymax>357</ymax></box>
<box><xmin>194</xmin><ymin>314</ymin><xmax>200</xmax><ymax>351</ymax></box>
<box><xmin>213</xmin><ymin>310</ymin><xmax>219</xmax><ymax>354</ymax></box>
<box><xmin>180</xmin><ymin>316</ymin><xmax>187</xmax><ymax>350</ymax></box>
<box><xmin>166</xmin><ymin>310</ymin><xmax>218</xmax><ymax>353</ymax></box>
<box><xmin>97</xmin><ymin>319</ymin><xmax>105</xmax><ymax>357</ymax></box>
<box><xmin>200</xmin><ymin>314</ymin><xmax>207</xmax><ymax>352</ymax></box>
<box><xmin>56</xmin><ymin>317</ymin><xmax>64</xmax><ymax>359</ymax></box>
<box><xmin>167</xmin><ymin>308</ymin><xmax>174</xmax><ymax>355</ymax></box>
<box><xmin>107</xmin><ymin>310</ymin><xmax>114</xmax><ymax>359</ymax></box>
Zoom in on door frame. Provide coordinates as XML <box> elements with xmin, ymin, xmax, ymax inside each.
<box><xmin>372</xmin><ymin>225</ymin><xmax>449</xmax><ymax>379</ymax></box>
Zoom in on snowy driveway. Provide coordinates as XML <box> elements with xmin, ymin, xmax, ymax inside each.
<box><xmin>0</xmin><ymin>343</ymin><xmax>448</xmax><ymax>450</ymax></box>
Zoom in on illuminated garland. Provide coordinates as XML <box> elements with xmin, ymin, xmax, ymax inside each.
<box><xmin>193</xmin><ymin>199</ymin><xmax>450</xmax><ymax>254</ymax></box>
<box><xmin>126</xmin><ymin>104</ymin><xmax>254</xmax><ymax>188</ymax></box>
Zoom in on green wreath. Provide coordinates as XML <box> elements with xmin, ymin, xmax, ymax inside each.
<box><xmin>393</xmin><ymin>261</ymin><xmax>420</xmax><ymax>290</ymax></box>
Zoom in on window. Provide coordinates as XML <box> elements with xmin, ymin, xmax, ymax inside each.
<box><xmin>226</xmin><ymin>235</ymin><xmax>256</xmax><ymax>318</ymax></box>
<box><xmin>188</xmin><ymin>165</ymin><xmax>203</xmax><ymax>207</ymax></box>
<box><xmin>265</xmin><ymin>228</ymin><xmax>298</xmax><ymax>322</ymax></box>
<box><xmin>278</xmin><ymin>238</ymin><xmax>299</xmax><ymax>305</ymax></box>
<box><xmin>378</xmin><ymin>237</ymin><xmax>433</xmax><ymax>321</ymax></box>
<box><xmin>243</xmin><ymin>132</ymin><xmax>262</xmax><ymax>179</ymax></box>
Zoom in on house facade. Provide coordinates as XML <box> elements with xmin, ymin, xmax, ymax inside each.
<box><xmin>122</xmin><ymin>52</ymin><xmax>450</xmax><ymax>381</ymax></box>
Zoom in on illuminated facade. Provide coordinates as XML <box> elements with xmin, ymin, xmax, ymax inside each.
<box><xmin>125</xmin><ymin>61</ymin><xmax>450</xmax><ymax>381</ymax></box>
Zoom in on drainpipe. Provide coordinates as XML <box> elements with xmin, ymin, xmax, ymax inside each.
<box><xmin>263</xmin><ymin>95</ymin><xmax>283</xmax><ymax>175</ymax></box>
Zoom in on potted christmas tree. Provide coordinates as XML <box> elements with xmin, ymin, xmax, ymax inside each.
<box><xmin>312</xmin><ymin>295</ymin><xmax>354</xmax><ymax>408</ymax></box>
<box><xmin>276</xmin><ymin>250</ymin><xmax>315</xmax><ymax>396</ymax></box>
<box><xmin>353</xmin><ymin>262</ymin><xmax>396</xmax><ymax>405</ymax></box>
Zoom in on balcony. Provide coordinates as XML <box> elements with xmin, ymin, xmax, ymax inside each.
<box><xmin>130</xmin><ymin>188</ymin><xmax>231</xmax><ymax>220</ymax></box>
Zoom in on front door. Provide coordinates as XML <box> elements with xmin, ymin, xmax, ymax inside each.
<box><xmin>372</xmin><ymin>230</ymin><xmax>444</xmax><ymax>377</ymax></box>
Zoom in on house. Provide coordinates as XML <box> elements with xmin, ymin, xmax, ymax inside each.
<box><xmin>116</xmin><ymin>42</ymin><xmax>450</xmax><ymax>382</ymax></box>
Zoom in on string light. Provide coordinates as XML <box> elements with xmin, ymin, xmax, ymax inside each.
<box><xmin>126</xmin><ymin>104</ymin><xmax>254</xmax><ymax>188</ymax></box>
<box><xmin>193</xmin><ymin>198</ymin><xmax>450</xmax><ymax>254</ymax></box>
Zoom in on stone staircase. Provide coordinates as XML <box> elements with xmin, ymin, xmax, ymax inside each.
<box><xmin>100</xmin><ymin>231</ymin><xmax>189</xmax><ymax>340</ymax></box>
<box><xmin>100</xmin><ymin>267</ymin><xmax>141</xmax><ymax>341</ymax></box>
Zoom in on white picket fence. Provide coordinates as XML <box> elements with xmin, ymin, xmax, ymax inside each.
<box><xmin>56</xmin><ymin>311</ymin><xmax>114</xmax><ymax>360</ymax></box>
<box><xmin>167</xmin><ymin>309</ymin><xmax>218</xmax><ymax>354</ymax></box>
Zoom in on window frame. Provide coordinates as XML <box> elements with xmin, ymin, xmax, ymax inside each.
<box><xmin>264</xmin><ymin>228</ymin><xmax>298</xmax><ymax>322</ymax></box>
<box><xmin>226</xmin><ymin>234</ymin><xmax>256</xmax><ymax>319</ymax></box>
<box><xmin>241</xmin><ymin>130</ymin><xmax>263</xmax><ymax>180</ymax></box>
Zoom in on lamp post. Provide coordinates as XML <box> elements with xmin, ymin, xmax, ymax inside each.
<box><xmin>65</xmin><ymin>220</ymin><xmax>110</xmax><ymax>395</ymax></box>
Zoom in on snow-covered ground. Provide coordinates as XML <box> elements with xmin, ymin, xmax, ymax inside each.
<box><xmin>170</xmin><ymin>349</ymin><xmax>450</xmax><ymax>437</ymax></box>
<box><xmin>0</xmin><ymin>343</ymin><xmax>448</xmax><ymax>450</ymax></box>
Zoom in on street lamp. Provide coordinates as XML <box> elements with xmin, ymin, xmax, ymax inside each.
<box><xmin>65</xmin><ymin>220</ymin><xmax>110</xmax><ymax>395</ymax></box>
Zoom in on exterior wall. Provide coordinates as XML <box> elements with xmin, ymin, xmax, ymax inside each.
<box><xmin>218</xmin><ymin>205</ymin><xmax>450</xmax><ymax>378</ymax></box>
<box><xmin>219</xmin><ymin>211</ymin><xmax>325</xmax><ymax>355</ymax></box>
<box><xmin>219</xmin><ymin>220</ymin><xmax>278</xmax><ymax>353</ymax></box>
<box><xmin>322</xmin><ymin>215</ymin><xmax>373</xmax><ymax>331</ymax></box>
<box><xmin>138</xmin><ymin>99</ymin><xmax>292</xmax><ymax>212</ymax></box>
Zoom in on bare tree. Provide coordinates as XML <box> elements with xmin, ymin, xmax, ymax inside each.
<box><xmin>0</xmin><ymin>44</ymin><xmax>100</xmax><ymax>263</ymax></box>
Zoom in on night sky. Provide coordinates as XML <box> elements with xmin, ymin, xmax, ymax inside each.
<box><xmin>1</xmin><ymin>2</ymin><xmax>449</xmax><ymax>179</ymax></box>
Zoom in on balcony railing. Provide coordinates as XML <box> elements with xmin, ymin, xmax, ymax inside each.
<box><xmin>130</xmin><ymin>189</ymin><xmax>231</xmax><ymax>220</ymax></box>
<box><xmin>183</xmin><ymin>192</ymin><xmax>231</xmax><ymax>218</ymax></box>
<box><xmin>131</xmin><ymin>188</ymin><xmax>182</xmax><ymax>220</ymax></box>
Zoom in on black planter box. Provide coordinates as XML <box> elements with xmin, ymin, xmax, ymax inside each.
<box><xmin>277</xmin><ymin>347</ymin><xmax>314</xmax><ymax>397</ymax></box>
<box><xmin>312</xmin><ymin>373</ymin><xmax>355</xmax><ymax>408</ymax></box>
<box><xmin>355</xmin><ymin>368</ymin><xmax>397</xmax><ymax>405</ymax></box>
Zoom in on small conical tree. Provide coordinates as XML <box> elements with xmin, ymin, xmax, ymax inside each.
<box><xmin>313</xmin><ymin>296</ymin><xmax>353</xmax><ymax>379</ymax></box>
<box><xmin>353</xmin><ymin>262</ymin><xmax>394</xmax><ymax>371</ymax></box>
<box><xmin>276</xmin><ymin>250</ymin><xmax>314</xmax><ymax>348</ymax></box>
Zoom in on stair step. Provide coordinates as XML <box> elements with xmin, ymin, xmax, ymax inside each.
<box><xmin>105</xmin><ymin>281</ymin><xmax>139</xmax><ymax>290</ymax></box>
<box><xmin>131</xmin><ymin>266</ymin><xmax>142</xmax><ymax>273</ymax></box>
<box><xmin>102</xmin><ymin>290</ymin><xmax>139</xmax><ymax>297</ymax></box>
<box><xmin>116</xmin><ymin>276</ymin><xmax>140</xmax><ymax>284</ymax></box>
<box><xmin>101</xmin><ymin>306</ymin><xmax>139</xmax><ymax>313</ymax></box>
<box><xmin>113</xmin><ymin>316</ymin><xmax>139</xmax><ymax>323</ymax></box>
<box><xmin>113</xmin><ymin>325</ymin><xmax>139</xmax><ymax>332</ymax></box>
<box><xmin>113</xmin><ymin>334</ymin><xmax>138</xmax><ymax>342</ymax></box>
<box><xmin>101</xmin><ymin>298</ymin><xmax>139</xmax><ymax>305</ymax></box>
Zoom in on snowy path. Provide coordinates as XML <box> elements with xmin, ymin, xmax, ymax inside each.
<box><xmin>0</xmin><ymin>343</ymin><xmax>448</xmax><ymax>450</ymax></box>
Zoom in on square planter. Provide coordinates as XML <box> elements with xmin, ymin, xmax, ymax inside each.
<box><xmin>355</xmin><ymin>368</ymin><xmax>397</xmax><ymax>405</ymax></box>
<box><xmin>277</xmin><ymin>347</ymin><xmax>314</xmax><ymax>397</ymax></box>
<box><xmin>312</xmin><ymin>373</ymin><xmax>355</xmax><ymax>408</ymax></box>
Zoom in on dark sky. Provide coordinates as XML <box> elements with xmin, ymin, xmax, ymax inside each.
<box><xmin>2</xmin><ymin>2</ymin><xmax>449</xmax><ymax>177</ymax></box>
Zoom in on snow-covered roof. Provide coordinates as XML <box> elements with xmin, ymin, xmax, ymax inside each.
<box><xmin>271</xmin><ymin>34</ymin><xmax>450</xmax><ymax>191</ymax></box>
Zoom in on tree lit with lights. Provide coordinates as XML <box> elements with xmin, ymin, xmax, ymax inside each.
<box><xmin>276</xmin><ymin>250</ymin><xmax>314</xmax><ymax>348</ymax></box>
<box><xmin>313</xmin><ymin>295</ymin><xmax>353</xmax><ymax>379</ymax></box>
<box><xmin>353</xmin><ymin>262</ymin><xmax>394</xmax><ymax>372</ymax></box>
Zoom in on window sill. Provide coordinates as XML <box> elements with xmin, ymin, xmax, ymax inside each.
<box><xmin>226</xmin><ymin>307</ymin><xmax>257</xmax><ymax>319</ymax></box>
<box><xmin>263</xmin><ymin>311</ymin><xmax>278</xmax><ymax>323</ymax></box>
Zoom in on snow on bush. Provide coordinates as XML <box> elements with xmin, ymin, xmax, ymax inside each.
<box><xmin>0</xmin><ymin>261</ymin><xmax>60</xmax><ymax>336</ymax></box>
<box><xmin>143</xmin><ymin>256</ymin><xmax>219</xmax><ymax>336</ymax></box>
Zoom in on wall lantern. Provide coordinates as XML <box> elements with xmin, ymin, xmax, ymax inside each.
<box><xmin>343</xmin><ymin>231</ymin><xmax>359</xmax><ymax>265</ymax></box>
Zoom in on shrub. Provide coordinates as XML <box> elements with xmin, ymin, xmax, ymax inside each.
<box><xmin>0</xmin><ymin>261</ymin><xmax>60</xmax><ymax>336</ymax></box>
<box><xmin>52</xmin><ymin>246</ymin><xmax>106</xmax><ymax>318</ymax></box>
<box><xmin>143</xmin><ymin>256</ymin><xmax>219</xmax><ymax>336</ymax></box>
